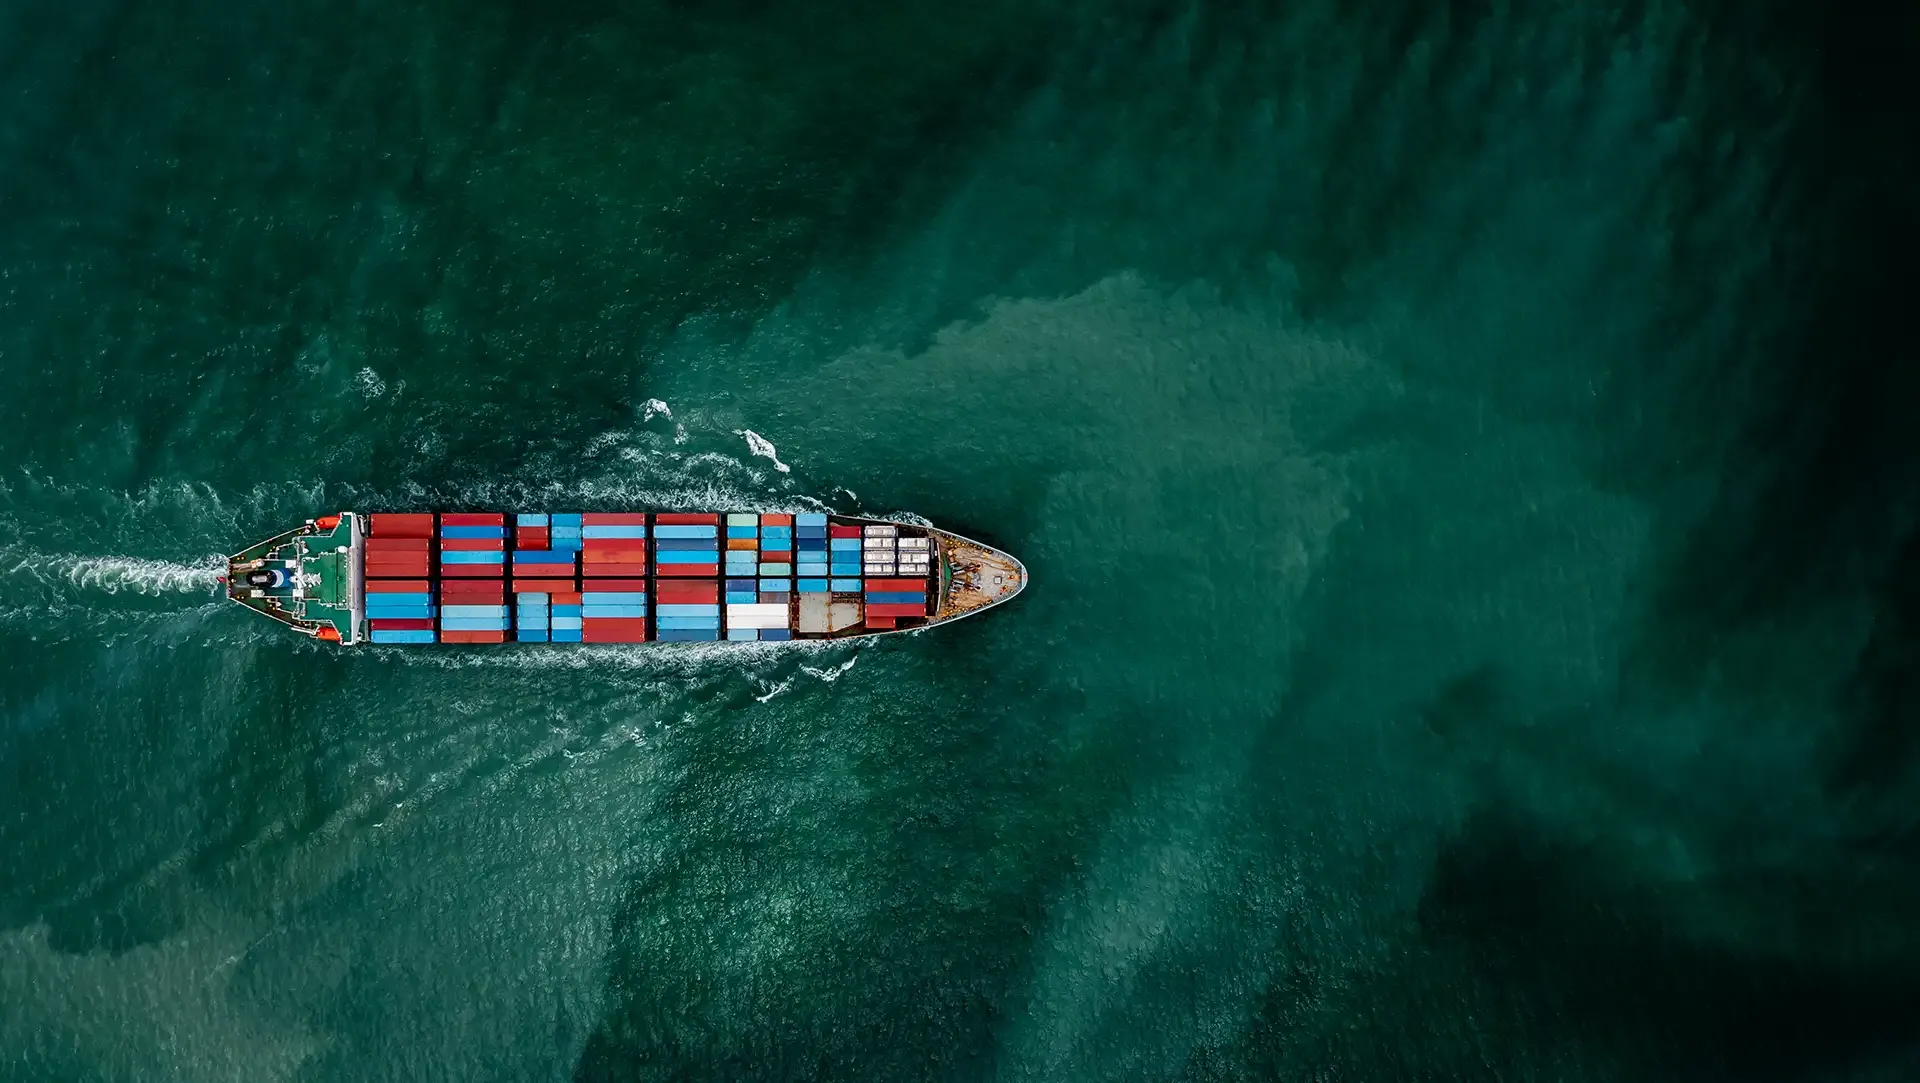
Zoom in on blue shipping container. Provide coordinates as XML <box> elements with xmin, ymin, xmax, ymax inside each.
<box><xmin>656</xmin><ymin>628</ymin><xmax>718</xmax><ymax>642</ymax></box>
<box><xmin>517</xmin><ymin>513</ymin><xmax>550</xmax><ymax>527</ymax></box>
<box><xmin>726</xmin><ymin>628</ymin><xmax>760</xmax><ymax>641</ymax></box>
<box><xmin>726</xmin><ymin>591</ymin><xmax>757</xmax><ymax>605</ymax></box>
<box><xmin>657</xmin><ymin>550</ymin><xmax>719</xmax><ymax>564</ymax></box>
<box><xmin>582</xmin><ymin>525</ymin><xmax>648</xmax><ymax>539</ymax></box>
<box><xmin>759</xmin><ymin>629</ymin><xmax>793</xmax><ymax>642</ymax></box>
<box><xmin>830</xmin><ymin>578</ymin><xmax>863</xmax><ymax>592</ymax></box>
<box><xmin>551</xmin><ymin>605</ymin><xmax>582</xmax><ymax>617</ymax></box>
<box><xmin>657</xmin><ymin>615</ymin><xmax>721</xmax><ymax>630</ymax></box>
<box><xmin>550</xmin><ymin>513</ymin><xmax>583</xmax><ymax>526</ymax></box>
<box><xmin>371</xmin><ymin>629</ymin><xmax>437</xmax><ymax>644</ymax></box>
<box><xmin>442</xmin><ymin>604</ymin><xmax>508</xmax><ymax>618</ymax></box>
<box><xmin>366</xmin><ymin>592</ymin><xmax>432</xmax><ymax>606</ymax></box>
<box><xmin>550</xmin><ymin>628</ymin><xmax>583</xmax><ymax>642</ymax></box>
<box><xmin>829</xmin><ymin>538</ymin><xmax>862</xmax><ymax>551</ymax></box>
<box><xmin>655</xmin><ymin>604</ymin><xmax>721</xmax><ymax>617</ymax></box>
<box><xmin>441</xmin><ymin>617</ymin><xmax>510</xmax><ymax>631</ymax></box>
<box><xmin>441</xmin><ymin>551</ymin><xmax>505</xmax><ymax>564</ymax></box>
<box><xmin>798</xmin><ymin>579</ymin><xmax>829</xmax><ymax>593</ymax></box>
<box><xmin>582</xmin><ymin>604</ymin><xmax>649</xmax><ymax>618</ymax></box>
<box><xmin>725</xmin><ymin>525</ymin><xmax>757</xmax><ymax>539</ymax></box>
<box><xmin>655</xmin><ymin>537</ymin><xmax>718</xmax><ymax>551</ymax></box>
<box><xmin>551</xmin><ymin>616</ymin><xmax>583</xmax><ymax>630</ymax></box>
<box><xmin>518</xmin><ymin>629</ymin><xmax>550</xmax><ymax>642</ymax></box>
<box><xmin>865</xmin><ymin>591</ymin><xmax>926</xmax><ymax>605</ymax></box>
<box><xmin>654</xmin><ymin>524</ymin><xmax>718</xmax><ymax>539</ymax></box>
<box><xmin>757</xmin><ymin>562</ymin><xmax>793</xmax><ymax>576</ymax></box>
<box><xmin>441</xmin><ymin>526</ymin><xmax>505</xmax><ymax>539</ymax></box>
<box><xmin>796</xmin><ymin>513</ymin><xmax>827</xmax><ymax>527</ymax></box>
<box><xmin>581</xmin><ymin>592</ymin><xmax>648</xmax><ymax>604</ymax></box>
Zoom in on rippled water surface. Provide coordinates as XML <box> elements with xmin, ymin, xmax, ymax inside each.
<box><xmin>3</xmin><ymin>2</ymin><xmax>1918</xmax><ymax>1080</ymax></box>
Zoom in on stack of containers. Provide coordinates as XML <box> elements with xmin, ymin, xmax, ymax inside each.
<box><xmin>512</xmin><ymin>513</ymin><xmax>579</xmax><ymax>594</ymax></box>
<box><xmin>794</xmin><ymin>513</ymin><xmax>831</xmax><ymax>633</ymax></box>
<box><xmin>828</xmin><ymin>523</ymin><xmax>864</xmax><ymax>593</ymax></box>
<box><xmin>863</xmin><ymin>524</ymin><xmax>898</xmax><ymax>577</ymax></box>
<box><xmin>863</xmin><ymin>577</ymin><xmax>930</xmax><ymax>629</ymax></box>
<box><xmin>438</xmin><ymin>513</ymin><xmax>507</xmax><ymax>642</ymax></box>
<box><xmin>582</xmin><ymin>584</ymin><xmax>649</xmax><ymax>642</ymax></box>
<box><xmin>516</xmin><ymin>591</ymin><xmax>550</xmax><ymax>642</ymax></box>
<box><xmin>897</xmin><ymin>535</ymin><xmax>934</xmax><ymax>579</ymax></box>
<box><xmin>654</xmin><ymin>580</ymin><xmax>720</xmax><ymax>641</ymax></box>
<box><xmin>550</xmin><ymin>514</ymin><xmax>584</xmax><ymax>556</ymax></box>
<box><xmin>724</xmin><ymin>513</ymin><xmax>759</xmax><ymax>584</ymax></box>
<box><xmin>758</xmin><ymin>514</ymin><xmax>794</xmax><ymax>642</ymax></box>
<box><xmin>550</xmin><ymin>593</ymin><xmax>583</xmax><ymax>641</ymax></box>
<box><xmin>654</xmin><ymin>513</ymin><xmax>719</xmax><ymax>577</ymax></box>
<box><xmin>583</xmin><ymin>514</ymin><xmax>649</xmax><ymax>578</ymax></box>
<box><xmin>364</xmin><ymin>513</ymin><xmax>436</xmax><ymax>643</ymax></box>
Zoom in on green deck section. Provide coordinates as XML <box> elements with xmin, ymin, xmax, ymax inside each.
<box><xmin>227</xmin><ymin>517</ymin><xmax>358</xmax><ymax>642</ymax></box>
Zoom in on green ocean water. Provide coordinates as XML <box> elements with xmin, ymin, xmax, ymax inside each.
<box><xmin>4</xmin><ymin>1</ymin><xmax>1920</xmax><ymax>1080</ymax></box>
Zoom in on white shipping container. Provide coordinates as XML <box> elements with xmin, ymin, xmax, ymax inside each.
<box><xmin>862</xmin><ymin>525</ymin><xmax>898</xmax><ymax>537</ymax></box>
<box><xmin>896</xmin><ymin>537</ymin><xmax>931</xmax><ymax>550</ymax></box>
<box><xmin>725</xmin><ymin>603</ymin><xmax>789</xmax><ymax>620</ymax></box>
<box><xmin>862</xmin><ymin>537</ymin><xmax>895</xmax><ymax>550</ymax></box>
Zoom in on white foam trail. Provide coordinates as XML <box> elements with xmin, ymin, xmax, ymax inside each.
<box><xmin>643</xmin><ymin>398</ymin><xmax>673</xmax><ymax>421</ymax></box>
<box><xmin>3</xmin><ymin>551</ymin><xmax>225</xmax><ymax>597</ymax></box>
<box><xmin>734</xmin><ymin>429</ymin><xmax>792</xmax><ymax>473</ymax></box>
<box><xmin>800</xmin><ymin>654</ymin><xmax>859</xmax><ymax>683</ymax></box>
<box><xmin>753</xmin><ymin>676</ymin><xmax>796</xmax><ymax>703</ymax></box>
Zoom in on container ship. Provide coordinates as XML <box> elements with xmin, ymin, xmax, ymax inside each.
<box><xmin>224</xmin><ymin>511</ymin><xmax>1025</xmax><ymax>645</ymax></box>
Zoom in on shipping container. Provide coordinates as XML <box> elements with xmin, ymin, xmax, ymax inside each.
<box><xmin>368</xmin><ymin>513</ymin><xmax>435</xmax><ymax>536</ymax></box>
<box><xmin>369</xmin><ymin>618</ymin><xmax>436</xmax><ymax>631</ymax></box>
<box><xmin>863</xmin><ymin>524</ymin><xmax>898</xmax><ymax>537</ymax></box>
<box><xmin>440</xmin><ymin>513</ymin><xmax>506</xmax><ymax>527</ymax></box>
<box><xmin>653</xmin><ymin>513</ymin><xmax>719</xmax><ymax>525</ymax></box>
<box><xmin>582</xmin><ymin>513</ymin><xmax>649</xmax><ymax>525</ymax></box>
<box><xmin>440</xmin><ymin>630</ymin><xmax>508</xmax><ymax>643</ymax></box>
<box><xmin>367</xmin><ymin>579</ymin><xmax>431</xmax><ymax>593</ymax></box>
<box><xmin>371</xmin><ymin>629</ymin><xmax>437</xmax><ymax>644</ymax></box>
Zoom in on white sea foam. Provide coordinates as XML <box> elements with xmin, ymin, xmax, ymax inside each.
<box><xmin>642</xmin><ymin>398</ymin><xmax>673</xmax><ymax>421</ymax></box>
<box><xmin>734</xmin><ymin>429</ymin><xmax>792</xmax><ymax>473</ymax></box>
<box><xmin>2</xmin><ymin>550</ymin><xmax>225</xmax><ymax>597</ymax></box>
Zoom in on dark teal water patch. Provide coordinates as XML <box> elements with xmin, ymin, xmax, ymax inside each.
<box><xmin>3</xmin><ymin>1</ymin><xmax>1919</xmax><ymax>1081</ymax></box>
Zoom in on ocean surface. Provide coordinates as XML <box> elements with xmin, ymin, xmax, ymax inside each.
<box><xmin>3</xmin><ymin>1</ymin><xmax>1918</xmax><ymax>1080</ymax></box>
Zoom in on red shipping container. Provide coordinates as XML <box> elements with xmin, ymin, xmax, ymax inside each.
<box><xmin>440</xmin><ymin>565</ymin><xmax>504</xmax><ymax>577</ymax></box>
<box><xmin>365</xmin><ymin>537</ymin><xmax>430</xmax><ymax>551</ymax></box>
<box><xmin>761</xmin><ymin>513</ymin><xmax>793</xmax><ymax>526</ymax></box>
<box><xmin>439</xmin><ymin>513</ymin><xmax>505</xmax><ymax>526</ymax></box>
<box><xmin>365</xmin><ymin>566</ymin><xmax>431</xmax><ymax>577</ymax></box>
<box><xmin>654</xmin><ymin>581</ymin><xmax>718</xmax><ymax>602</ymax></box>
<box><xmin>583</xmin><ymin>564</ymin><xmax>652</xmax><ymax>577</ymax></box>
<box><xmin>512</xmin><ymin>564</ymin><xmax>575</xmax><ymax>578</ymax></box>
<box><xmin>583</xmin><ymin>513</ymin><xmax>649</xmax><ymax>525</ymax></box>
<box><xmin>582</xmin><ymin>546</ymin><xmax>648</xmax><ymax>559</ymax></box>
<box><xmin>577</xmin><ymin>579</ymin><xmax>649</xmax><ymax>592</ymax></box>
<box><xmin>829</xmin><ymin>525</ymin><xmax>862</xmax><ymax>538</ymax></box>
<box><xmin>440</xmin><ymin>630</ymin><xmax>507</xmax><ymax>643</ymax></box>
<box><xmin>653</xmin><ymin>512</ymin><xmax>719</xmax><ymax>525</ymax></box>
<box><xmin>511</xmin><ymin>579</ymin><xmax>577</xmax><ymax>593</ymax></box>
<box><xmin>368</xmin><ymin>513</ymin><xmax>434</xmax><ymax>536</ymax></box>
<box><xmin>548</xmin><ymin>592</ymin><xmax>584</xmax><ymax>605</ymax></box>
<box><xmin>863</xmin><ymin>616</ymin><xmax>897</xmax><ymax>629</ymax></box>
<box><xmin>514</xmin><ymin>531</ymin><xmax>551</xmax><ymax>548</ymax></box>
<box><xmin>439</xmin><ymin>580</ymin><xmax>505</xmax><ymax>594</ymax></box>
<box><xmin>369</xmin><ymin>618</ymin><xmax>435</xmax><ymax>631</ymax></box>
<box><xmin>654</xmin><ymin>564</ymin><xmax>717</xmax><ymax>578</ymax></box>
<box><xmin>863</xmin><ymin>602</ymin><xmax>926</xmax><ymax>617</ymax></box>
<box><xmin>366</xmin><ymin>579</ymin><xmax>430</xmax><ymax>593</ymax></box>
<box><xmin>864</xmin><ymin>578</ymin><xmax>929</xmax><ymax>592</ymax></box>
<box><xmin>440</xmin><ymin>537</ymin><xmax>505</xmax><ymax>551</ymax></box>
<box><xmin>365</xmin><ymin>556</ymin><xmax>430</xmax><ymax>567</ymax></box>
<box><xmin>582</xmin><ymin>618</ymin><xmax>650</xmax><ymax>643</ymax></box>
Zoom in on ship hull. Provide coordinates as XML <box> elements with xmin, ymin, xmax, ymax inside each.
<box><xmin>225</xmin><ymin>511</ymin><xmax>1024</xmax><ymax>645</ymax></box>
